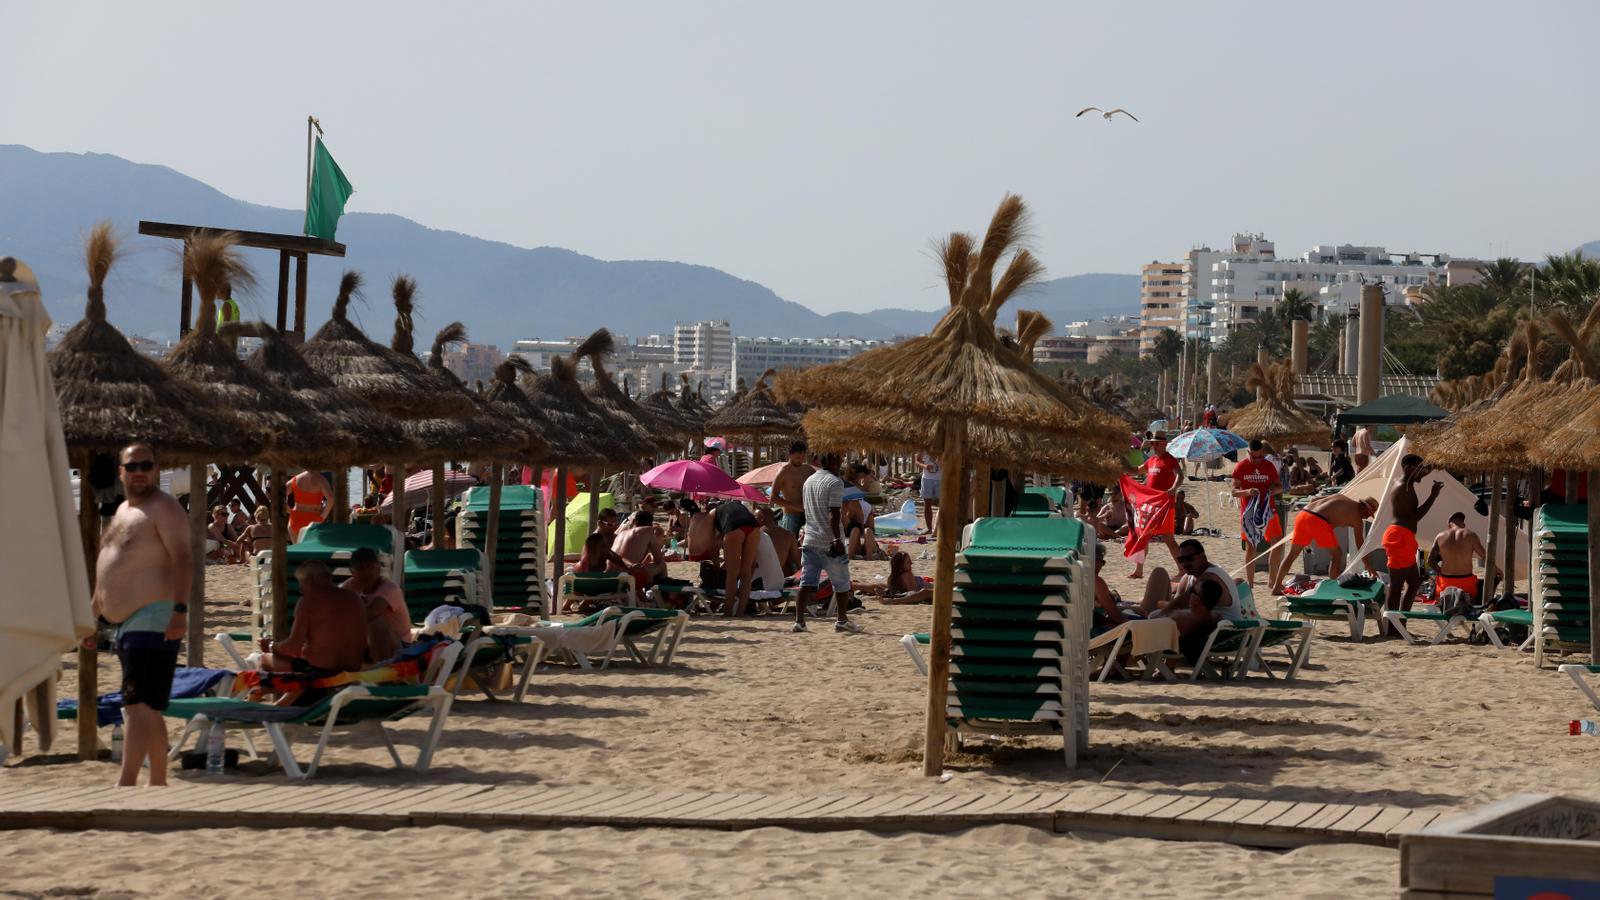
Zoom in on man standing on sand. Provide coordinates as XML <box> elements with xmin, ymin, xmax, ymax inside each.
<box><xmin>793</xmin><ymin>454</ymin><xmax>862</xmax><ymax>634</ymax></box>
<box><xmin>1231</xmin><ymin>439</ymin><xmax>1284</xmax><ymax>588</ymax></box>
<box><xmin>1266</xmin><ymin>494</ymin><xmax>1378</xmax><ymax>593</ymax></box>
<box><xmin>92</xmin><ymin>443</ymin><xmax>191</xmax><ymax>787</ymax></box>
<box><xmin>1350</xmin><ymin>426</ymin><xmax>1374</xmax><ymax>472</ymax></box>
<box><xmin>1383</xmin><ymin>454</ymin><xmax>1443</xmax><ymax>615</ymax></box>
<box><xmin>1427</xmin><ymin>511</ymin><xmax>1493</xmax><ymax>604</ymax></box>
<box><xmin>770</xmin><ymin>440</ymin><xmax>814</xmax><ymax>537</ymax></box>
<box><xmin>1130</xmin><ymin>433</ymin><xmax>1184</xmax><ymax>579</ymax></box>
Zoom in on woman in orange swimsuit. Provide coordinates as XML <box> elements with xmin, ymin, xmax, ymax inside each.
<box><xmin>287</xmin><ymin>469</ymin><xmax>333</xmax><ymax>542</ymax></box>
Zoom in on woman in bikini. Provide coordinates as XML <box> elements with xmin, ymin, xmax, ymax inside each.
<box><xmin>860</xmin><ymin>551</ymin><xmax>933</xmax><ymax>605</ymax></box>
<box><xmin>235</xmin><ymin>506</ymin><xmax>275</xmax><ymax>561</ymax></box>
<box><xmin>287</xmin><ymin>468</ymin><xmax>333</xmax><ymax>543</ymax></box>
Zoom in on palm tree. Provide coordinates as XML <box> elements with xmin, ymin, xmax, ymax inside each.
<box><xmin>1541</xmin><ymin>252</ymin><xmax>1600</xmax><ymax>313</ymax></box>
<box><xmin>1477</xmin><ymin>257</ymin><xmax>1529</xmax><ymax>301</ymax></box>
<box><xmin>1417</xmin><ymin>283</ymin><xmax>1502</xmax><ymax>327</ymax></box>
<box><xmin>1151</xmin><ymin>327</ymin><xmax>1182</xmax><ymax>369</ymax></box>
<box><xmin>1278</xmin><ymin>288</ymin><xmax>1316</xmax><ymax>324</ymax></box>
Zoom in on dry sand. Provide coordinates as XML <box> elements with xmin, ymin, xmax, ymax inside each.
<box><xmin>7</xmin><ymin>513</ymin><xmax>1598</xmax><ymax>897</ymax></box>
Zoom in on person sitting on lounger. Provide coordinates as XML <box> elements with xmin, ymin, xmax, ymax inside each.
<box><xmin>258</xmin><ymin>559</ymin><xmax>368</xmax><ymax>676</ymax></box>
<box><xmin>567</xmin><ymin>533</ymin><xmax>634</xmax><ymax>612</ymax></box>
<box><xmin>205</xmin><ymin>506</ymin><xmax>234</xmax><ymax>564</ymax></box>
<box><xmin>1427</xmin><ymin>511</ymin><xmax>1492</xmax><ymax>604</ymax></box>
<box><xmin>235</xmin><ymin>505</ymin><xmax>274</xmax><ymax>561</ymax></box>
<box><xmin>758</xmin><ymin>506</ymin><xmax>801</xmax><ymax>576</ymax></box>
<box><xmin>341</xmin><ymin>546</ymin><xmax>409</xmax><ymax>663</ymax></box>
<box><xmin>1096</xmin><ymin>485</ymin><xmax>1129</xmax><ymax>538</ymax></box>
<box><xmin>1173</xmin><ymin>579</ymin><xmax>1224</xmax><ymax>665</ymax></box>
<box><xmin>1136</xmin><ymin>539</ymin><xmax>1242</xmax><ymax>621</ymax></box>
<box><xmin>1267</xmin><ymin>494</ymin><xmax>1379</xmax><ymax>594</ymax></box>
<box><xmin>1174</xmin><ymin>490</ymin><xmax>1199</xmax><ymax>535</ymax></box>
<box><xmin>611</xmin><ymin>510</ymin><xmax>666</xmax><ymax>602</ymax></box>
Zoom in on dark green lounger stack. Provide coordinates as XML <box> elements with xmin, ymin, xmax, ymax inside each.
<box><xmin>458</xmin><ymin>485</ymin><xmax>547</xmax><ymax>616</ymax></box>
<box><xmin>1534</xmin><ymin>503</ymin><xmax>1591</xmax><ymax>666</ymax></box>
<box><xmin>404</xmin><ymin>549</ymin><xmax>484</xmax><ymax>621</ymax></box>
<box><xmin>948</xmin><ymin>516</ymin><xmax>1093</xmax><ymax>766</ymax></box>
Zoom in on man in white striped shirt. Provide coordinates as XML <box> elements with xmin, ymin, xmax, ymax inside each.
<box><xmin>794</xmin><ymin>454</ymin><xmax>861</xmax><ymax>634</ymax></box>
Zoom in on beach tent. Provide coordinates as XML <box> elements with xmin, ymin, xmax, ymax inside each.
<box><xmin>1335</xmin><ymin>394</ymin><xmax>1449</xmax><ymax>428</ymax></box>
<box><xmin>0</xmin><ymin>260</ymin><xmax>93</xmax><ymax>755</ymax></box>
<box><xmin>1337</xmin><ymin>436</ymin><xmax>1528</xmax><ymax>580</ymax></box>
<box><xmin>549</xmin><ymin>492</ymin><xmax>616</xmax><ymax>556</ymax></box>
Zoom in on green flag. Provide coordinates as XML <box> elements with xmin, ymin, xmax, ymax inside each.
<box><xmin>304</xmin><ymin>137</ymin><xmax>354</xmax><ymax>241</ymax></box>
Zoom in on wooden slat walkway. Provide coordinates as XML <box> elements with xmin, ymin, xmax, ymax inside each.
<box><xmin>0</xmin><ymin>783</ymin><xmax>1443</xmax><ymax>849</ymax></box>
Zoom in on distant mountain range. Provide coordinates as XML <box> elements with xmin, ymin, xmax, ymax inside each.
<box><xmin>0</xmin><ymin>145</ymin><xmax>1138</xmax><ymax>344</ymax></box>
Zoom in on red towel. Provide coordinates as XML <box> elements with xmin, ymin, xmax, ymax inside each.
<box><xmin>1119</xmin><ymin>475</ymin><xmax>1174</xmax><ymax>562</ymax></box>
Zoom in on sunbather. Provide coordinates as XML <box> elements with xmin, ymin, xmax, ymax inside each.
<box><xmin>235</xmin><ymin>505</ymin><xmax>274</xmax><ymax>561</ymax></box>
<box><xmin>758</xmin><ymin>506</ymin><xmax>801</xmax><ymax>575</ymax></box>
<box><xmin>341</xmin><ymin>546</ymin><xmax>409</xmax><ymax>663</ymax></box>
<box><xmin>870</xmin><ymin>551</ymin><xmax>932</xmax><ymax>605</ymax></box>
<box><xmin>1267</xmin><ymin>493</ymin><xmax>1378</xmax><ymax>594</ymax></box>
<box><xmin>258</xmin><ymin>560</ymin><xmax>368</xmax><ymax>688</ymax></box>
<box><xmin>611</xmin><ymin>510</ymin><xmax>666</xmax><ymax>601</ymax></box>
<box><xmin>1426</xmin><ymin>511</ymin><xmax>1492</xmax><ymax>603</ymax></box>
<box><xmin>1136</xmin><ymin>539</ymin><xmax>1243</xmax><ymax>621</ymax></box>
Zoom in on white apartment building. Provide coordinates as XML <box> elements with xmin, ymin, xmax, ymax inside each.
<box><xmin>1178</xmin><ymin>233</ymin><xmax>1451</xmax><ymax>341</ymax></box>
<box><xmin>731</xmin><ymin>335</ymin><xmax>887</xmax><ymax>385</ymax></box>
<box><xmin>1138</xmin><ymin>261</ymin><xmax>1185</xmax><ymax>356</ymax></box>
<box><xmin>673</xmin><ymin>320</ymin><xmax>733</xmax><ymax>371</ymax></box>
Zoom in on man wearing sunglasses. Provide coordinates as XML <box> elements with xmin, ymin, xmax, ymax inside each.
<box><xmin>91</xmin><ymin>443</ymin><xmax>192</xmax><ymax>787</ymax></box>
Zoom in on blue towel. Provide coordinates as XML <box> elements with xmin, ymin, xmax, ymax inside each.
<box><xmin>1241</xmin><ymin>492</ymin><xmax>1276</xmax><ymax>548</ymax></box>
<box><xmin>57</xmin><ymin>667</ymin><xmax>233</xmax><ymax>726</ymax></box>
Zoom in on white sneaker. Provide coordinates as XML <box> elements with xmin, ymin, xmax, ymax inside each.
<box><xmin>834</xmin><ymin>620</ymin><xmax>862</xmax><ymax>634</ymax></box>
<box><xmin>791</xmin><ymin>621</ymin><xmax>807</xmax><ymax>633</ymax></box>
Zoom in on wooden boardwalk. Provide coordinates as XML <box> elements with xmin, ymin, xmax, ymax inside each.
<box><xmin>0</xmin><ymin>783</ymin><xmax>1444</xmax><ymax>848</ymax></box>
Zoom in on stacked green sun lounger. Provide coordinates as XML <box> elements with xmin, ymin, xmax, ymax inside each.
<box><xmin>948</xmin><ymin>517</ymin><xmax>1093</xmax><ymax>765</ymax></box>
<box><xmin>458</xmin><ymin>484</ymin><xmax>547</xmax><ymax>615</ymax></box>
<box><xmin>1023</xmin><ymin>485</ymin><xmax>1069</xmax><ymax>511</ymax></box>
<box><xmin>404</xmin><ymin>548</ymin><xmax>484</xmax><ymax>620</ymax></box>
<box><xmin>1534</xmin><ymin>504</ymin><xmax>1592</xmax><ymax>666</ymax></box>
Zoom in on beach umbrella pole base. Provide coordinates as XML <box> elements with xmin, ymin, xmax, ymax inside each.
<box><xmin>76</xmin><ymin>451</ymin><xmax>99</xmax><ymax>761</ymax></box>
<box><xmin>270</xmin><ymin>467</ymin><xmax>289</xmax><ymax>642</ymax></box>
<box><xmin>923</xmin><ymin>424</ymin><xmax>965</xmax><ymax>776</ymax></box>
<box><xmin>187</xmin><ymin>463</ymin><xmax>206</xmax><ymax>667</ymax></box>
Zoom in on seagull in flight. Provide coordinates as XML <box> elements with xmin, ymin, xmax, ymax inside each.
<box><xmin>1076</xmin><ymin>107</ymin><xmax>1138</xmax><ymax>122</ymax></box>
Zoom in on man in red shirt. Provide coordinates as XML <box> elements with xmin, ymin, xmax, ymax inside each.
<box><xmin>1131</xmin><ymin>434</ymin><xmax>1185</xmax><ymax>578</ymax></box>
<box><xmin>1232</xmin><ymin>439</ymin><xmax>1283</xmax><ymax>587</ymax></box>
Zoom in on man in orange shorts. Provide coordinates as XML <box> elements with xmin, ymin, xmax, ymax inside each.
<box><xmin>1267</xmin><ymin>494</ymin><xmax>1378</xmax><ymax>593</ymax></box>
<box><xmin>1427</xmin><ymin>511</ymin><xmax>1491</xmax><ymax>602</ymax></box>
<box><xmin>1384</xmin><ymin>454</ymin><xmax>1443</xmax><ymax>614</ymax></box>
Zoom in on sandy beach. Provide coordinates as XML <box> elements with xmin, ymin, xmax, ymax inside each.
<box><xmin>7</xmin><ymin>521</ymin><xmax>1597</xmax><ymax>897</ymax></box>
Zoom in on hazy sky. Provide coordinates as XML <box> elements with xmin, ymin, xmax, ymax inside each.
<box><xmin>8</xmin><ymin>1</ymin><xmax>1598</xmax><ymax>313</ymax></box>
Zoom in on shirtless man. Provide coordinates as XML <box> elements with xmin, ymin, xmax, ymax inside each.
<box><xmin>758</xmin><ymin>506</ymin><xmax>801</xmax><ymax>575</ymax></box>
<box><xmin>1350</xmin><ymin>426</ymin><xmax>1374</xmax><ymax>472</ymax></box>
<box><xmin>341</xmin><ymin>547</ymin><xmax>408</xmax><ymax>663</ymax></box>
<box><xmin>770</xmin><ymin>441</ymin><xmax>814</xmax><ymax>537</ymax></box>
<box><xmin>684</xmin><ymin>502</ymin><xmax>718</xmax><ymax>562</ymax></box>
<box><xmin>1427</xmin><ymin>511</ymin><xmax>1492</xmax><ymax>603</ymax></box>
<box><xmin>259</xmin><ymin>560</ymin><xmax>367</xmax><ymax>674</ymax></box>
<box><xmin>1382</xmin><ymin>454</ymin><xmax>1443</xmax><ymax>614</ymax></box>
<box><xmin>1267</xmin><ymin>494</ymin><xmax>1379</xmax><ymax>593</ymax></box>
<box><xmin>611</xmin><ymin>510</ymin><xmax>667</xmax><ymax>599</ymax></box>
<box><xmin>92</xmin><ymin>443</ymin><xmax>191</xmax><ymax>787</ymax></box>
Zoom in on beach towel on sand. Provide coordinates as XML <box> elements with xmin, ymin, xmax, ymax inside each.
<box><xmin>1119</xmin><ymin>475</ymin><xmax>1174</xmax><ymax>562</ymax></box>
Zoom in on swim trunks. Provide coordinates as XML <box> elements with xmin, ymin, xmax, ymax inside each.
<box><xmin>118</xmin><ymin>630</ymin><xmax>180</xmax><ymax>711</ymax></box>
<box><xmin>1382</xmin><ymin>525</ymin><xmax>1420</xmax><ymax>570</ymax></box>
<box><xmin>1434</xmin><ymin>572</ymin><xmax>1479</xmax><ymax>600</ymax></box>
<box><xmin>1289</xmin><ymin>509</ymin><xmax>1340</xmax><ymax>549</ymax></box>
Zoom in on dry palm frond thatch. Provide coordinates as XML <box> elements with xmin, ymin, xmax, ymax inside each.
<box><xmin>521</xmin><ymin>352</ymin><xmax>643</xmax><ymax>467</ymax></box>
<box><xmin>485</xmin><ymin>355</ymin><xmax>591</xmax><ymax>466</ymax></box>
<box><xmin>640</xmin><ymin>371</ymin><xmax>701</xmax><ymax>441</ymax></box>
<box><xmin>704</xmin><ymin>369</ymin><xmax>800</xmax><ymax>440</ymax></box>
<box><xmin>301</xmin><ymin>272</ymin><xmax>455</xmax><ymax>418</ymax></box>
<box><xmin>48</xmin><ymin>223</ymin><xmax>253</xmax><ymax>465</ymax></box>
<box><xmin>581</xmin><ymin>328</ymin><xmax>677</xmax><ymax>453</ymax></box>
<box><xmin>1224</xmin><ymin>361</ymin><xmax>1328</xmax><ymax>447</ymax></box>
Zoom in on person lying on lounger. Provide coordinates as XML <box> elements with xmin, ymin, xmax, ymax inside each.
<box><xmin>857</xmin><ymin>551</ymin><xmax>932</xmax><ymax>605</ymax></box>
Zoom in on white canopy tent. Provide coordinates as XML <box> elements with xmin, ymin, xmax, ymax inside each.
<box><xmin>0</xmin><ymin>262</ymin><xmax>94</xmax><ymax>755</ymax></box>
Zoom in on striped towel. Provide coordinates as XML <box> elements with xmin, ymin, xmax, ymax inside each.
<box><xmin>1241</xmin><ymin>491</ymin><xmax>1276</xmax><ymax>547</ymax></box>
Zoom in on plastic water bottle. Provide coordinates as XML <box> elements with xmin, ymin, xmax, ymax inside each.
<box><xmin>109</xmin><ymin>724</ymin><xmax>124</xmax><ymax>763</ymax></box>
<box><xmin>205</xmin><ymin>722</ymin><xmax>225</xmax><ymax>775</ymax></box>
<box><xmin>1570</xmin><ymin>719</ymin><xmax>1600</xmax><ymax>736</ymax></box>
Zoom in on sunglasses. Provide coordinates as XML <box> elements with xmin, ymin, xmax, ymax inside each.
<box><xmin>1175</xmin><ymin>553</ymin><xmax>1197</xmax><ymax>563</ymax></box>
<box><xmin>121</xmin><ymin>461</ymin><xmax>156</xmax><ymax>472</ymax></box>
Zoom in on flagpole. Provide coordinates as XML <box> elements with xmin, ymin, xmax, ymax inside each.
<box><xmin>304</xmin><ymin>115</ymin><xmax>319</xmax><ymax>237</ymax></box>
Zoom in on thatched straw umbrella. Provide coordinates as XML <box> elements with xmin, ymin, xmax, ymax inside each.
<box><xmin>584</xmin><ymin>328</ymin><xmax>678</xmax><ymax>454</ymax></box>
<box><xmin>704</xmin><ymin>369</ymin><xmax>800</xmax><ymax>462</ymax></box>
<box><xmin>673</xmin><ymin>373</ymin><xmax>713</xmax><ymax>454</ymax></box>
<box><xmin>778</xmin><ymin>194</ymin><xmax>1128</xmax><ymax>775</ymax></box>
<box><xmin>641</xmin><ymin>372</ymin><xmax>701</xmax><ymax>443</ymax></box>
<box><xmin>1224</xmin><ymin>361</ymin><xmax>1329</xmax><ymax>448</ymax></box>
<box><xmin>46</xmin><ymin>224</ymin><xmax>246</xmax><ymax>759</ymax></box>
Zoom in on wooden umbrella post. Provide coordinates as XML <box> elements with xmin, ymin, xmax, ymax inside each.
<box><xmin>1502</xmin><ymin>472</ymin><xmax>1517</xmax><ymax>601</ymax></box>
<box><xmin>586</xmin><ymin>468</ymin><xmax>603</xmax><ymax>537</ymax></box>
<box><xmin>331</xmin><ymin>468</ymin><xmax>348</xmax><ymax>524</ymax></box>
<box><xmin>270</xmin><ymin>466</ymin><xmax>289</xmax><ymax>642</ymax></box>
<box><xmin>187</xmin><ymin>462</ymin><xmax>206</xmax><ymax>667</ymax></box>
<box><xmin>431</xmin><ymin>462</ymin><xmax>447</xmax><ymax>548</ymax></box>
<box><xmin>923</xmin><ymin>421</ymin><xmax>967</xmax><ymax>777</ymax></box>
<box><xmin>1590</xmin><ymin>470</ymin><xmax>1600</xmax><ymax>664</ymax></box>
<box><xmin>485</xmin><ymin>461</ymin><xmax>502</xmax><ymax>610</ymax></box>
<box><xmin>1485</xmin><ymin>474</ymin><xmax>1502</xmax><ymax>599</ymax></box>
<box><xmin>551</xmin><ymin>467</ymin><xmax>569</xmax><ymax>595</ymax></box>
<box><xmin>973</xmin><ymin>464</ymin><xmax>992</xmax><ymax>522</ymax></box>
<box><xmin>76</xmin><ymin>451</ymin><xmax>99</xmax><ymax>761</ymax></box>
<box><xmin>391</xmin><ymin>461</ymin><xmax>408</xmax><ymax>588</ymax></box>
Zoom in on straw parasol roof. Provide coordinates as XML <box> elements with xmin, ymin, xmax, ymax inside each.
<box><xmin>161</xmin><ymin>233</ymin><xmax>355</xmax><ymax>468</ymax></box>
<box><xmin>521</xmin><ymin>348</ymin><xmax>644</xmax><ymax>468</ymax></box>
<box><xmin>1522</xmin><ymin>312</ymin><xmax>1600</xmax><ymax>473</ymax></box>
<box><xmin>383</xmin><ymin>277</ymin><xmax>534</xmax><ymax>462</ymax></box>
<box><xmin>484</xmin><ymin>355</ymin><xmax>593</xmax><ymax>466</ymax></box>
<box><xmin>676</xmin><ymin>374</ymin><xmax>714</xmax><ymax>428</ymax></box>
<box><xmin>226</xmin><ymin>320</ymin><xmax>414</xmax><ymax>465</ymax></box>
<box><xmin>424</xmin><ymin>324</ymin><xmax>549</xmax><ymax>464</ymax></box>
<box><xmin>300</xmin><ymin>272</ymin><xmax>454</xmax><ymax>418</ymax></box>
<box><xmin>47</xmin><ymin>223</ymin><xmax>252</xmax><ymax>465</ymax></box>
<box><xmin>777</xmin><ymin>195</ymin><xmax>1128</xmax><ymax>463</ymax></box>
<box><xmin>640</xmin><ymin>371</ymin><xmax>701</xmax><ymax>441</ymax></box>
<box><xmin>1415</xmin><ymin>322</ymin><xmax>1538</xmax><ymax>472</ymax></box>
<box><xmin>704</xmin><ymin>369</ymin><xmax>800</xmax><ymax>440</ymax></box>
<box><xmin>1224</xmin><ymin>361</ymin><xmax>1329</xmax><ymax>447</ymax></box>
<box><xmin>582</xmin><ymin>329</ymin><xmax>678</xmax><ymax>453</ymax></box>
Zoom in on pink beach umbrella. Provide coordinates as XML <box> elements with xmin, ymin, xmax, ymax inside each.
<box><xmin>737</xmin><ymin>461</ymin><xmax>787</xmax><ymax>487</ymax></box>
<box><xmin>380</xmin><ymin>469</ymin><xmax>477</xmax><ymax>513</ymax></box>
<box><xmin>641</xmin><ymin>459</ymin><xmax>769</xmax><ymax>503</ymax></box>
